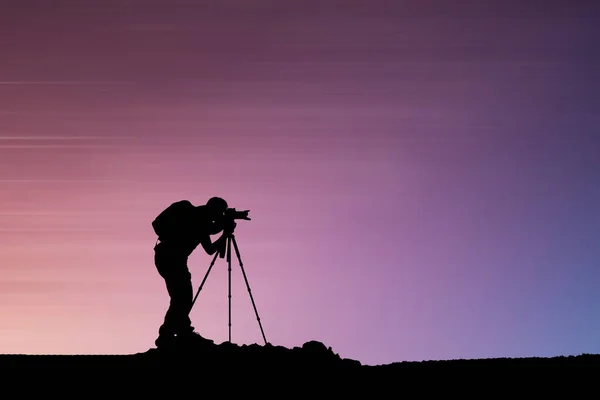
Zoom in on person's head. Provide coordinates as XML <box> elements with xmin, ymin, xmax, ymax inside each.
<box><xmin>205</xmin><ymin>196</ymin><xmax>228</xmax><ymax>219</ymax></box>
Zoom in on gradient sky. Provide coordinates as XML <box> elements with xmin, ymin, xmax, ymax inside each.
<box><xmin>0</xmin><ymin>0</ymin><xmax>598</xmax><ymax>365</ymax></box>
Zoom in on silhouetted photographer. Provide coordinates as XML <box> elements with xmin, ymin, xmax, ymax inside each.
<box><xmin>151</xmin><ymin>196</ymin><xmax>250</xmax><ymax>349</ymax></box>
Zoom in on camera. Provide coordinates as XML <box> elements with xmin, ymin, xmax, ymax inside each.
<box><xmin>224</xmin><ymin>208</ymin><xmax>251</xmax><ymax>222</ymax></box>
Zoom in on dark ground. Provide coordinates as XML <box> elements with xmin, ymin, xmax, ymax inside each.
<box><xmin>0</xmin><ymin>340</ymin><xmax>596</xmax><ymax>393</ymax></box>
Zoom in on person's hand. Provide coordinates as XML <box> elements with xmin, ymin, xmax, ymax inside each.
<box><xmin>215</xmin><ymin>235</ymin><xmax>227</xmax><ymax>257</ymax></box>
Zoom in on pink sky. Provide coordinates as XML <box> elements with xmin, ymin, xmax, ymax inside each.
<box><xmin>0</xmin><ymin>1</ymin><xmax>599</xmax><ymax>365</ymax></box>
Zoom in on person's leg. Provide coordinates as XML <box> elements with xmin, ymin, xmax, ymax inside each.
<box><xmin>166</xmin><ymin>268</ymin><xmax>214</xmax><ymax>345</ymax></box>
<box><xmin>161</xmin><ymin>267</ymin><xmax>194</xmax><ymax>336</ymax></box>
<box><xmin>154</xmin><ymin>245</ymin><xmax>213</xmax><ymax>348</ymax></box>
<box><xmin>155</xmin><ymin>247</ymin><xmax>194</xmax><ymax>346</ymax></box>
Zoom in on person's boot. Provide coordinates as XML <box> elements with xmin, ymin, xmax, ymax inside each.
<box><xmin>155</xmin><ymin>334</ymin><xmax>177</xmax><ymax>350</ymax></box>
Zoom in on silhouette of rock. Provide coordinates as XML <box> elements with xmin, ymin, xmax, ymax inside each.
<box><xmin>143</xmin><ymin>339</ymin><xmax>363</xmax><ymax>372</ymax></box>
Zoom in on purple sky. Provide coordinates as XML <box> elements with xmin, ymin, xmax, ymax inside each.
<box><xmin>0</xmin><ymin>0</ymin><xmax>598</xmax><ymax>365</ymax></box>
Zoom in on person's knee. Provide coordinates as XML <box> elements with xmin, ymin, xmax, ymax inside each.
<box><xmin>170</xmin><ymin>286</ymin><xmax>193</xmax><ymax>302</ymax></box>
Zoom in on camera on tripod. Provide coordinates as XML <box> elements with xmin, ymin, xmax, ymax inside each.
<box><xmin>222</xmin><ymin>208</ymin><xmax>251</xmax><ymax>233</ymax></box>
<box><xmin>191</xmin><ymin>205</ymin><xmax>268</xmax><ymax>346</ymax></box>
<box><xmin>218</xmin><ymin>208</ymin><xmax>250</xmax><ymax>258</ymax></box>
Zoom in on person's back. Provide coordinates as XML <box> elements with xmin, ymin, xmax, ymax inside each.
<box><xmin>153</xmin><ymin>200</ymin><xmax>223</xmax><ymax>257</ymax></box>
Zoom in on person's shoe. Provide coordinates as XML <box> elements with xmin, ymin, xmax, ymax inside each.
<box><xmin>176</xmin><ymin>331</ymin><xmax>214</xmax><ymax>347</ymax></box>
<box><xmin>155</xmin><ymin>334</ymin><xmax>177</xmax><ymax>350</ymax></box>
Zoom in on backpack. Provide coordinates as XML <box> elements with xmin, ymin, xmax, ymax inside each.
<box><xmin>152</xmin><ymin>200</ymin><xmax>195</xmax><ymax>241</ymax></box>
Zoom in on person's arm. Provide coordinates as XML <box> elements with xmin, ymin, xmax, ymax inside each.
<box><xmin>200</xmin><ymin>234</ymin><xmax>225</xmax><ymax>255</ymax></box>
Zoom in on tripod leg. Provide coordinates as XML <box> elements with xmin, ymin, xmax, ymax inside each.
<box><xmin>191</xmin><ymin>250</ymin><xmax>219</xmax><ymax>310</ymax></box>
<box><xmin>230</xmin><ymin>234</ymin><xmax>268</xmax><ymax>345</ymax></box>
<box><xmin>227</xmin><ymin>235</ymin><xmax>232</xmax><ymax>343</ymax></box>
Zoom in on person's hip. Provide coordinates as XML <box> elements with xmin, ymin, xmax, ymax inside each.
<box><xmin>154</xmin><ymin>241</ymin><xmax>191</xmax><ymax>277</ymax></box>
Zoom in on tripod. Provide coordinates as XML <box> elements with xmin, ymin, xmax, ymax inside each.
<box><xmin>190</xmin><ymin>232</ymin><xmax>268</xmax><ymax>345</ymax></box>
